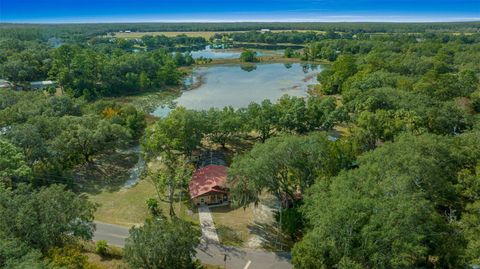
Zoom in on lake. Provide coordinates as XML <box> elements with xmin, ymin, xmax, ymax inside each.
<box><xmin>152</xmin><ymin>63</ymin><xmax>321</xmax><ymax>117</ymax></box>
<box><xmin>189</xmin><ymin>45</ymin><xmax>282</xmax><ymax>59</ymax></box>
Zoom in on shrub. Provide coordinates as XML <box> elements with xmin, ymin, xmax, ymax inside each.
<box><xmin>95</xmin><ymin>240</ymin><xmax>108</xmax><ymax>256</ymax></box>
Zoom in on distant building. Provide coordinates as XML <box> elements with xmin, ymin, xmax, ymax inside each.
<box><xmin>30</xmin><ymin>81</ymin><xmax>55</xmax><ymax>90</ymax></box>
<box><xmin>124</xmin><ymin>30</ymin><xmax>131</xmax><ymax>33</ymax></box>
<box><xmin>260</xmin><ymin>29</ymin><xmax>271</xmax><ymax>33</ymax></box>
<box><xmin>189</xmin><ymin>165</ymin><xmax>229</xmax><ymax>206</ymax></box>
<box><xmin>0</xmin><ymin>79</ymin><xmax>12</xmax><ymax>89</ymax></box>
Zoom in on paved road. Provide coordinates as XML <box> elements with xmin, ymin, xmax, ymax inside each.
<box><xmin>92</xmin><ymin>221</ymin><xmax>129</xmax><ymax>247</ymax></box>
<box><xmin>93</xmin><ymin>221</ymin><xmax>292</xmax><ymax>269</ymax></box>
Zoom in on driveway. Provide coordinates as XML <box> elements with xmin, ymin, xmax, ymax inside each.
<box><xmin>198</xmin><ymin>206</ymin><xmax>220</xmax><ymax>243</ymax></box>
<box><xmin>93</xmin><ymin>221</ymin><xmax>292</xmax><ymax>269</ymax></box>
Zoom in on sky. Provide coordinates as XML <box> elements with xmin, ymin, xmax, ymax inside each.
<box><xmin>1</xmin><ymin>0</ymin><xmax>479</xmax><ymax>23</ymax></box>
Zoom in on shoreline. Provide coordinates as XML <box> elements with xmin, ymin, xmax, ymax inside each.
<box><xmin>110</xmin><ymin>57</ymin><xmax>327</xmax><ymax>117</ymax></box>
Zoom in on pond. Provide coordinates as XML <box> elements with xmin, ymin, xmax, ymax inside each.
<box><xmin>189</xmin><ymin>45</ymin><xmax>282</xmax><ymax>59</ymax></box>
<box><xmin>152</xmin><ymin>63</ymin><xmax>322</xmax><ymax>117</ymax></box>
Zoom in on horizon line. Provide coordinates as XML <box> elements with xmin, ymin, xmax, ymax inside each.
<box><xmin>2</xmin><ymin>19</ymin><xmax>480</xmax><ymax>25</ymax></box>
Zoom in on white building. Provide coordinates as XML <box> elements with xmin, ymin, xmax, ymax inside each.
<box><xmin>0</xmin><ymin>79</ymin><xmax>13</xmax><ymax>89</ymax></box>
<box><xmin>30</xmin><ymin>81</ymin><xmax>56</xmax><ymax>90</ymax></box>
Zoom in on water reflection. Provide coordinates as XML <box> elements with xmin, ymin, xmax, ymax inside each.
<box><xmin>240</xmin><ymin>64</ymin><xmax>257</xmax><ymax>72</ymax></box>
<box><xmin>188</xmin><ymin>45</ymin><xmax>282</xmax><ymax>59</ymax></box>
<box><xmin>152</xmin><ymin>63</ymin><xmax>322</xmax><ymax>117</ymax></box>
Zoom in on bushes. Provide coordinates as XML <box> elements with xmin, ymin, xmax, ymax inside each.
<box><xmin>95</xmin><ymin>241</ymin><xmax>108</xmax><ymax>256</ymax></box>
<box><xmin>239</xmin><ymin>49</ymin><xmax>259</xmax><ymax>62</ymax></box>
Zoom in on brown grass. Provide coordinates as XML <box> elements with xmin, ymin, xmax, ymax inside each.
<box><xmin>85</xmin><ymin>253</ymin><xmax>127</xmax><ymax>269</ymax></box>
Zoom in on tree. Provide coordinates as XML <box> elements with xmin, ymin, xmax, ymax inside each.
<box><xmin>245</xmin><ymin>100</ymin><xmax>279</xmax><ymax>143</ymax></box>
<box><xmin>306</xmin><ymin>96</ymin><xmax>341</xmax><ymax>131</ymax></box>
<box><xmin>144</xmin><ymin>107</ymin><xmax>205</xmax><ymax>158</ymax></box>
<box><xmin>206</xmin><ymin>106</ymin><xmax>243</xmax><ymax>148</ymax></box>
<box><xmin>318</xmin><ymin>54</ymin><xmax>357</xmax><ymax>94</ymax></box>
<box><xmin>157</xmin><ymin>60</ymin><xmax>181</xmax><ymax>86</ymax></box>
<box><xmin>0</xmin><ymin>184</ymin><xmax>96</xmax><ymax>253</ymax></box>
<box><xmin>239</xmin><ymin>49</ymin><xmax>259</xmax><ymax>63</ymax></box>
<box><xmin>148</xmin><ymin>154</ymin><xmax>193</xmax><ymax>216</ymax></box>
<box><xmin>276</xmin><ymin>95</ymin><xmax>308</xmax><ymax>134</ymax></box>
<box><xmin>0</xmin><ymin>139</ymin><xmax>31</xmax><ymax>184</ymax></box>
<box><xmin>124</xmin><ymin>218</ymin><xmax>200</xmax><ymax>269</ymax></box>
<box><xmin>228</xmin><ymin>133</ymin><xmax>350</xmax><ymax>209</ymax></box>
<box><xmin>0</xmin><ymin>237</ymin><xmax>46</xmax><ymax>269</ymax></box>
<box><xmin>52</xmin><ymin>116</ymin><xmax>130</xmax><ymax>165</ymax></box>
<box><xmin>284</xmin><ymin>47</ymin><xmax>294</xmax><ymax>58</ymax></box>
<box><xmin>293</xmin><ymin>134</ymin><xmax>480</xmax><ymax>268</ymax></box>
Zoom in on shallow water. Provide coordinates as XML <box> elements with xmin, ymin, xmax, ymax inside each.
<box><xmin>121</xmin><ymin>145</ymin><xmax>145</xmax><ymax>189</ymax></box>
<box><xmin>152</xmin><ymin>63</ymin><xmax>321</xmax><ymax>117</ymax></box>
<box><xmin>189</xmin><ymin>45</ymin><xmax>280</xmax><ymax>59</ymax></box>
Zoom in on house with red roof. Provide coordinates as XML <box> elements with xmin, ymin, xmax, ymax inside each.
<box><xmin>188</xmin><ymin>164</ymin><xmax>229</xmax><ymax>206</ymax></box>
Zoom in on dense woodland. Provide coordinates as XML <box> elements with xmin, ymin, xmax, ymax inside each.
<box><xmin>0</xmin><ymin>22</ymin><xmax>479</xmax><ymax>268</ymax></box>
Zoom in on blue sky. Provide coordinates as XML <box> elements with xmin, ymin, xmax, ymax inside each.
<box><xmin>1</xmin><ymin>0</ymin><xmax>479</xmax><ymax>23</ymax></box>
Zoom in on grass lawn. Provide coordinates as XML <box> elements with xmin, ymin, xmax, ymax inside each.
<box><xmin>88</xmin><ymin>179</ymin><xmax>199</xmax><ymax>227</ymax></box>
<box><xmin>88</xmin><ymin>179</ymin><xmax>155</xmax><ymax>227</ymax></box>
<box><xmin>210</xmin><ymin>205</ymin><xmax>254</xmax><ymax>247</ymax></box>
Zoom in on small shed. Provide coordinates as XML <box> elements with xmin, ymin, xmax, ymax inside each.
<box><xmin>189</xmin><ymin>165</ymin><xmax>229</xmax><ymax>206</ymax></box>
<box><xmin>30</xmin><ymin>81</ymin><xmax>55</xmax><ymax>90</ymax></box>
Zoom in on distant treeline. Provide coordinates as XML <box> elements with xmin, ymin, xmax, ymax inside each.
<box><xmin>1</xmin><ymin>21</ymin><xmax>479</xmax><ymax>41</ymax></box>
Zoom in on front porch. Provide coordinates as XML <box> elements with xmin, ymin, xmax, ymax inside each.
<box><xmin>193</xmin><ymin>192</ymin><xmax>229</xmax><ymax>207</ymax></box>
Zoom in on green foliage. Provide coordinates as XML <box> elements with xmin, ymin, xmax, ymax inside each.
<box><xmin>48</xmin><ymin>45</ymin><xmax>184</xmax><ymax>99</ymax></box>
<box><xmin>148</xmin><ymin>154</ymin><xmax>192</xmax><ymax>216</ymax></box>
<box><xmin>48</xmin><ymin>245</ymin><xmax>98</xmax><ymax>269</ymax></box>
<box><xmin>0</xmin><ymin>184</ymin><xmax>96</xmax><ymax>253</ymax></box>
<box><xmin>293</xmin><ymin>133</ymin><xmax>480</xmax><ymax>268</ymax></box>
<box><xmin>124</xmin><ymin>218</ymin><xmax>200</xmax><ymax>269</ymax></box>
<box><xmin>228</xmin><ymin>133</ymin><xmax>354</xmax><ymax>209</ymax></box>
<box><xmin>146</xmin><ymin>198</ymin><xmax>163</xmax><ymax>217</ymax></box>
<box><xmin>0</xmin><ymin>139</ymin><xmax>32</xmax><ymax>184</ymax></box>
<box><xmin>205</xmin><ymin>106</ymin><xmax>243</xmax><ymax>147</ymax></box>
<box><xmin>0</xmin><ymin>237</ymin><xmax>46</xmax><ymax>269</ymax></box>
<box><xmin>245</xmin><ymin>99</ymin><xmax>279</xmax><ymax>142</ymax></box>
<box><xmin>95</xmin><ymin>240</ymin><xmax>108</xmax><ymax>256</ymax></box>
<box><xmin>276</xmin><ymin>205</ymin><xmax>304</xmax><ymax>240</ymax></box>
<box><xmin>0</xmin><ymin>91</ymin><xmax>141</xmax><ymax>184</ymax></box>
<box><xmin>143</xmin><ymin>107</ymin><xmax>205</xmax><ymax>157</ymax></box>
<box><xmin>284</xmin><ymin>47</ymin><xmax>294</xmax><ymax>58</ymax></box>
<box><xmin>239</xmin><ymin>49</ymin><xmax>259</xmax><ymax>62</ymax></box>
<box><xmin>318</xmin><ymin>54</ymin><xmax>357</xmax><ymax>94</ymax></box>
<box><xmin>52</xmin><ymin>116</ymin><xmax>130</xmax><ymax>164</ymax></box>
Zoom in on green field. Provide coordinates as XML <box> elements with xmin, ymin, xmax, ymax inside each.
<box><xmin>88</xmin><ymin>179</ymin><xmax>198</xmax><ymax>227</ymax></box>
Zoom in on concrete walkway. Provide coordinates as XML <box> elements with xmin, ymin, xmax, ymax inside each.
<box><xmin>198</xmin><ymin>205</ymin><xmax>220</xmax><ymax>243</ymax></box>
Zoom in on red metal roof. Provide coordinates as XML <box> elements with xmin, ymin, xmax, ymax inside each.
<box><xmin>189</xmin><ymin>165</ymin><xmax>228</xmax><ymax>199</ymax></box>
